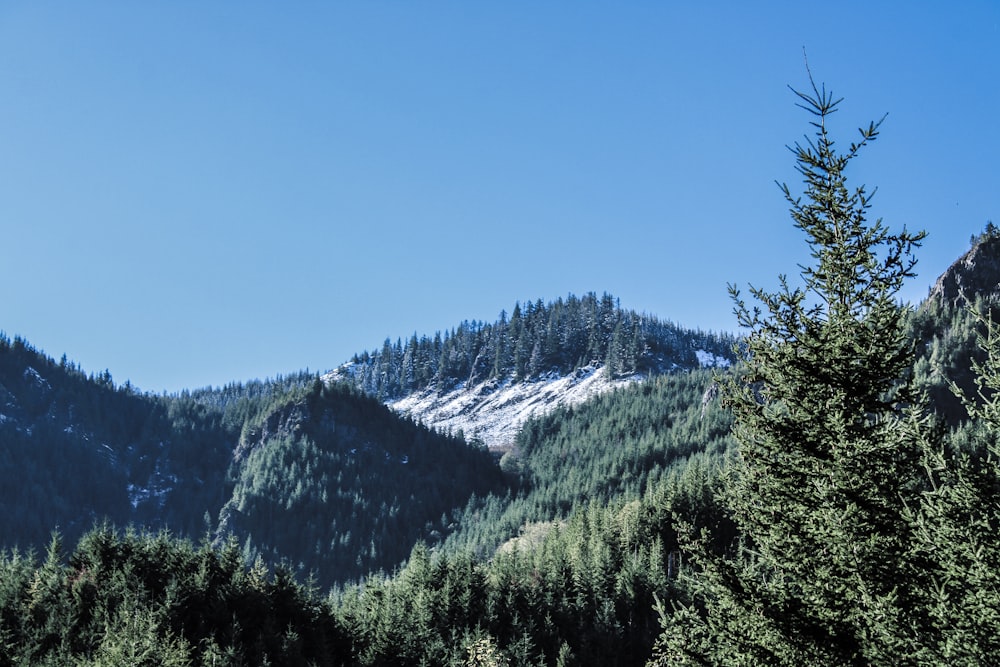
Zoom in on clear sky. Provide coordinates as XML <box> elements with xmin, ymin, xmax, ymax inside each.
<box><xmin>1</xmin><ymin>3</ymin><xmax>997</xmax><ymax>393</ymax></box>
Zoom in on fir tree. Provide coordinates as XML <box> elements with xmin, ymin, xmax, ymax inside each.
<box><xmin>652</xmin><ymin>74</ymin><xmax>932</xmax><ymax>665</ymax></box>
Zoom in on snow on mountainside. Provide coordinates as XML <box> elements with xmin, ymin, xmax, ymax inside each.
<box><xmin>389</xmin><ymin>365</ymin><xmax>634</xmax><ymax>450</ymax></box>
<box><xmin>373</xmin><ymin>351</ymin><xmax>731</xmax><ymax>450</ymax></box>
<box><xmin>323</xmin><ymin>293</ymin><xmax>738</xmax><ymax>447</ymax></box>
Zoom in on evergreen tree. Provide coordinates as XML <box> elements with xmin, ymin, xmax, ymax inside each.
<box><xmin>652</xmin><ymin>76</ymin><xmax>932</xmax><ymax>665</ymax></box>
<box><xmin>905</xmin><ymin>307</ymin><xmax>1000</xmax><ymax>663</ymax></box>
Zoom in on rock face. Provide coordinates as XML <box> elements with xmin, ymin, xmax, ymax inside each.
<box><xmin>927</xmin><ymin>231</ymin><xmax>1000</xmax><ymax>307</ymax></box>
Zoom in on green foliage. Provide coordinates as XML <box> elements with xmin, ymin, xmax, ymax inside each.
<box><xmin>217</xmin><ymin>380</ymin><xmax>506</xmax><ymax>586</ymax></box>
<box><xmin>0</xmin><ymin>525</ymin><xmax>349</xmax><ymax>665</ymax></box>
<box><xmin>900</xmin><ymin>308</ymin><xmax>1000</xmax><ymax>663</ymax></box>
<box><xmin>652</xmin><ymin>77</ymin><xmax>934</xmax><ymax>665</ymax></box>
<box><xmin>440</xmin><ymin>369</ymin><xmax>735</xmax><ymax>560</ymax></box>
<box><xmin>340</xmin><ymin>292</ymin><xmax>736</xmax><ymax>399</ymax></box>
<box><xmin>335</xmin><ymin>464</ymin><xmax>726</xmax><ymax>667</ymax></box>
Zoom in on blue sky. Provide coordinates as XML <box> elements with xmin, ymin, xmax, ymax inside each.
<box><xmin>1</xmin><ymin>3</ymin><xmax>997</xmax><ymax>393</ymax></box>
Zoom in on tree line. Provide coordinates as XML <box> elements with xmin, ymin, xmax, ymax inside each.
<box><xmin>340</xmin><ymin>293</ymin><xmax>736</xmax><ymax>400</ymax></box>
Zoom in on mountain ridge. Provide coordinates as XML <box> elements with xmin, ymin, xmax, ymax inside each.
<box><xmin>326</xmin><ymin>291</ymin><xmax>736</xmax><ymax>448</ymax></box>
<box><xmin>926</xmin><ymin>225</ymin><xmax>1000</xmax><ymax>308</ymax></box>
<box><xmin>1</xmin><ymin>241</ymin><xmax>992</xmax><ymax>587</ymax></box>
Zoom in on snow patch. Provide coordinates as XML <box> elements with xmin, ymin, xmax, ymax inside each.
<box><xmin>695</xmin><ymin>350</ymin><xmax>731</xmax><ymax>368</ymax></box>
<box><xmin>128</xmin><ymin>472</ymin><xmax>177</xmax><ymax>510</ymax></box>
<box><xmin>99</xmin><ymin>444</ymin><xmax>117</xmax><ymax>466</ymax></box>
<box><xmin>23</xmin><ymin>367</ymin><xmax>51</xmax><ymax>391</ymax></box>
<box><xmin>389</xmin><ymin>364</ymin><xmax>642</xmax><ymax>449</ymax></box>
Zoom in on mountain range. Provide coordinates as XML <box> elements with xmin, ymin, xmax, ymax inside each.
<box><xmin>2</xmin><ymin>229</ymin><xmax>1000</xmax><ymax>665</ymax></box>
<box><xmin>1</xmin><ymin>235</ymin><xmax>996</xmax><ymax>588</ymax></box>
<box><xmin>0</xmin><ymin>291</ymin><xmax>733</xmax><ymax>585</ymax></box>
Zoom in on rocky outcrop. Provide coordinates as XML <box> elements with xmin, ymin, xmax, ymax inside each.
<box><xmin>927</xmin><ymin>230</ymin><xmax>1000</xmax><ymax>308</ymax></box>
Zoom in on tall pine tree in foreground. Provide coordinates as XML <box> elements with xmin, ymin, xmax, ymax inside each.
<box><xmin>651</xmin><ymin>76</ymin><xmax>932</xmax><ymax>665</ymax></box>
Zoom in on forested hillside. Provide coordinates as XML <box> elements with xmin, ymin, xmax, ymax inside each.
<box><xmin>331</xmin><ymin>292</ymin><xmax>736</xmax><ymax>399</ymax></box>
<box><xmin>0</xmin><ymin>340</ymin><xmax>504</xmax><ymax>588</ymax></box>
<box><xmin>212</xmin><ymin>379</ymin><xmax>505</xmax><ymax>585</ymax></box>
<box><xmin>0</xmin><ymin>377</ymin><xmax>737</xmax><ymax>666</ymax></box>
<box><xmin>439</xmin><ymin>369</ymin><xmax>734</xmax><ymax>560</ymax></box>
<box><xmin>0</xmin><ymin>335</ymin><xmax>232</xmax><ymax>546</ymax></box>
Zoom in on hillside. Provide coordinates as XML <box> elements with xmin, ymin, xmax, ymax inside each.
<box><xmin>0</xmin><ymin>338</ymin><xmax>503</xmax><ymax>586</ymax></box>
<box><xmin>211</xmin><ymin>379</ymin><xmax>505</xmax><ymax>584</ymax></box>
<box><xmin>0</xmin><ymin>334</ymin><xmax>231</xmax><ymax>545</ymax></box>
<box><xmin>328</xmin><ymin>292</ymin><xmax>736</xmax><ymax>447</ymax></box>
<box><xmin>910</xmin><ymin>227</ymin><xmax>1000</xmax><ymax>424</ymax></box>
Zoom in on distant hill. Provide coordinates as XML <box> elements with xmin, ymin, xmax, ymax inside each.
<box><xmin>0</xmin><ymin>336</ymin><xmax>502</xmax><ymax>586</ymax></box>
<box><xmin>327</xmin><ymin>292</ymin><xmax>736</xmax><ymax>448</ymax></box>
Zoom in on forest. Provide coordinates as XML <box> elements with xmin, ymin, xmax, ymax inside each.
<box><xmin>2</xmin><ymin>81</ymin><xmax>1000</xmax><ymax>665</ymax></box>
<box><xmin>334</xmin><ymin>291</ymin><xmax>736</xmax><ymax>399</ymax></box>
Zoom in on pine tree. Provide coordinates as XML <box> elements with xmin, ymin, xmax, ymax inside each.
<box><xmin>652</xmin><ymin>75</ymin><xmax>932</xmax><ymax>665</ymax></box>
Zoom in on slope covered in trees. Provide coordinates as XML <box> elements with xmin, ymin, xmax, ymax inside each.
<box><xmin>214</xmin><ymin>379</ymin><xmax>505</xmax><ymax>586</ymax></box>
<box><xmin>0</xmin><ymin>339</ymin><xmax>505</xmax><ymax>588</ymax></box>
<box><xmin>332</xmin><ymin>292</ymin><xmax>736</xmax><ymax>400</ymax></box>
<box><xmin>0</xmin><ymin>334</ymin><xmax>234</xmax><ymax>546</ymax></box>
<box><xmin>439</xmin><ymin>368</ymin><xmax>735</xmax><ymax>560</ymax></box>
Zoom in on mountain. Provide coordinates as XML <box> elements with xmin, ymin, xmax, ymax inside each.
<box><xmin>0</xmin><ymin>337</ymin><xmax>503</xmax><ymax>586</ymax></box>
<box><xmin>910</xmin><ymin>227</ymin><xmax>1000</xmax><ymax>424</ymax></box>
<box><xmin>5</xmin><ymin>237</ymin><xmax>1000</xmax><ymax>665</ymax></box>
<box><xmin>926</xmin><ymin>224</ymin><xmax>1000</xmax><ymax>307</ymax></box>
<box><xmin>328</xmin><ymin>292</ymin><xmax>736</xmax><ymax>448</ymax></box>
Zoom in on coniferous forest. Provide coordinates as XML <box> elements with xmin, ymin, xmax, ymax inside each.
<box><xmin>3</xmin><ymin>81</ymin><xmax>1000</xmax><ymax>665</ymax></box>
